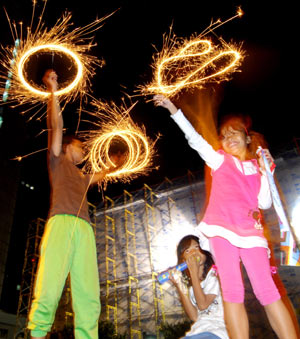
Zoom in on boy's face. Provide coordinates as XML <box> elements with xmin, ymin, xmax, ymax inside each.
<box><xmin>67</xmin><ymin>140</ymin><xmax>84</xmax><ymax>164</ymax></box>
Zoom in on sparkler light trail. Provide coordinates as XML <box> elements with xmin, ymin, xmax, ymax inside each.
<box><xmin>140</xmin><ymin>8</ymin><xmax>244</xmax><ymax>98</ymax></box>
<box><xmin>0</xmin><ymin>1</ymin><xmax>114</xmax><ymax>119</ymax></box>
<box><xmin>81</xmin><ymin>100</ymin><xmax>157</xmax><ymax>185</ymax></box>
<box><xmin>11</xmin><ymin>147</ymin><xmax>48</xmax><ymax>162</ymax></box>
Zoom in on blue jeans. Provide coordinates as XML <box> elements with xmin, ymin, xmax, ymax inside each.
<box><xmin>182</xmin><ymin>333</ymin><xmax>221</xmax><ymax>339</ymax></box>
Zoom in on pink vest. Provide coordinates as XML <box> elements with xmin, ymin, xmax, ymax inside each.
<box><xmin>203</xmin><ymin>151</ymin><xmax>264</xmax><ymax>237</ymax></box>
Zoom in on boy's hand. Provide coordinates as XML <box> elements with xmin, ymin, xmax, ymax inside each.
<box><xmin>43</xmin><ymin>69</ymin><xmax>58</xmax><ymax>93</ymax></box>
<box><xmin>108</xmin><ymin>152</ymin><xmax>127</xmax><ymax>172</ymax></box>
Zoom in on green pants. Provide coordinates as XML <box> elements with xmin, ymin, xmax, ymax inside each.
<box><xmin>28</xmin><ymin>214</ymin><xmax>100</xmax><ymax>338</ymax></box>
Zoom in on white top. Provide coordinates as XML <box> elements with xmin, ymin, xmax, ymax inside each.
<box><xmin>171</xmin><ymin>109</ymin><xmax>272</xmax><ymax>252</ymax></box>
<box><xmin>185</xmin><ymin>269</ymin><xmax>229</xmax><ymax>339</ymax></box>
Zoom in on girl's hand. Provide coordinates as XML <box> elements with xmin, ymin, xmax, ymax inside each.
<box><xmin>169</xmin><ymin>268</ymin><xmax>179</xmax><ymax>287</ymax></box>
<box><xmin>185</xmin><ymin>250</ymin><xmax>200</xmax><ymax>278</ymax></box>
<box><xmin>169</xmin><ymin>268</ymin><xmax>188</xmax><ymax>295</ymax></box>
<box><xmin>153</xmin><ymin>94</ymin><xmax>178</xmax><ymax>115</ymax></box>
<box><xmin>257</xmin><ymin>148</ymin><xmax>275</xmax><ymax>174</ymax></box>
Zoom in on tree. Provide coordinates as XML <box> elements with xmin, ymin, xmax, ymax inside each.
<box><xmin>159</xmin><ymin>321</ymin><xmax>191</xmax><ymax>339</ymax></box>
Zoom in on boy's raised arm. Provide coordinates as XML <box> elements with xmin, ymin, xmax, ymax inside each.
<box><xmin>43</xmin><ymin>70</ymin><xmax>63</xmax><ymax>156</ymax></box>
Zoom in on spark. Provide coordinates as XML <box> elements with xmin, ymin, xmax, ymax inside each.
<box><xmin>200</xmin><ymin>6</ymin><xmax>244</xmax><ymax>36</ymax></box>
<box><xmin>237</xmin><ymin>7</ymin><xmax>244</xmax><ymax>18</ymax></box>
<box><xmin>81</xmin><ymin>99</ymin><xmax>158</xmax><ymax>185</ymax></box>
<box><xmin>0</xmin><ymin>2</ymin><xmax>114</xmax><ymax>118</ymax></box>
<box><xmin>11</xmin><ymin>147</ymin><xmax>48</xmax><ymax>161</ymax></box>
<box><xmin>140</xmin><ymin>10</ymin><xmax>244</xmax><ymax>98</ymax></box>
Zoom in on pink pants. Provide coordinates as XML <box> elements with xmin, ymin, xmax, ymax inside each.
<box><xmin>210</xmin><ymin>237</ymin><xmax>281</xmax><ymax>306</ymax></box>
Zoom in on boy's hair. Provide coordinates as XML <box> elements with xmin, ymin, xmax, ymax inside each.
<box><xmin>219</xmin><ymin>113</ymin><xmax>268</xmax><ymax>160</ymax></box>
<box><xmin>177</xmin><ymin>235</ymin><xmax>214</xmax><ymax>285</ymax></box>
<box><xmin>62</xmin><ymin>135</ymin><xmax>82</xmax><ymax>153</ymax></box>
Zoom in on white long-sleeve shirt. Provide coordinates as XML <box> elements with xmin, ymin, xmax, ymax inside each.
<box><xmin>171</xmin><ymin>109</ymin><xmax>272</xmax><ymax>209</ymax></box>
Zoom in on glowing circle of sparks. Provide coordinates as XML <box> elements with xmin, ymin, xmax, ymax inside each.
<box><xmin>141</xmin><ymin>9</ymin><xmax>244</xmax><ymax>98</ymax></box>
<box><xmin>82</xmin><ymin>100</ymin><xmax>157</xmax><ymax>184</ymax></box>
<box><xmin>18</xmin><ymin>44</ymin><xmax>83</xmax><ymax>97</ymax></box>
<box><xmin>89</xmin><ymin>129</ymin><xmax>150</xmax><ymax>178</ymax></box>
<box><xmin>153</xmin><ymin>40</ymin><xmax>241</xmax><ymax>95</ymax></box>
<box><xmin>0</xmin><ymin>5</ymin><xmax>115</xmax><ymax>120</ymax></box>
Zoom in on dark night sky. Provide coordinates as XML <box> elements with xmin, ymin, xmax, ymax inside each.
<box><xmin>0</xmin><ymin>0</ymin><xmax>296</xmax><ymax>311</ymax></box>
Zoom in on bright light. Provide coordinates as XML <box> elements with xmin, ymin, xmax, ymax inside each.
<box><xmin>144</xmin><ymin>39</ymin><xmax>242</xmax><ymax>97</ymax></box>
<box><xmin>0</xmin><ymin>4</ymin><xmax>113</xmax><ymax>119</ymax></box>
<box><xmin>82</xmin><ymin>100</ymin><xmax>157</xmax><ymax>185</ymax></box>
<box><xmin>17</xmin><ymin>44</ymin><xmax>83</xmax><ymax>97</ymax></box>
<box><xmin>291</xmin><ymin>199</ymin><xmax>300</xmax><ymax>242</ymax></box>
<box><xmin>140</xmin><ymin>11</ymin><xmax>244</xmax><ymax>98</ymax></box>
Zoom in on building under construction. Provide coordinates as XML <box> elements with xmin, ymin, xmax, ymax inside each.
<box><xmin>96</xmin><ymin>173</ymin><xmax>205</xmax><ymax>338</ymax></box>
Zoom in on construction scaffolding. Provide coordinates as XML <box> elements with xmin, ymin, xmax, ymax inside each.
<box><xmin>144</xmin><ymin>183</ymin><xmax>165</xmax><ymax>338</ymax></box>
<box><xmin>97</xmin><ymin>173</ymin><xmax>205</xmax><ymax>336</ymax></box>
<box><xmin>104</xmin><ymin>195</ymin><xmax>118</xmax><ymax>332</ymax></box>
<box><xmin>124</xmin><ymin>190</ymin><xmax>142</xmax><ymax>339</ymax></box>
<box><xmin>14</xmin><ymin>218</ymin><xmax>45</xmax><ymax>339</ymax></box>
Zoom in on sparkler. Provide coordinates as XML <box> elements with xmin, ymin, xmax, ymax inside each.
<box><xmin>0</xmin><ymin>1</ymin><xmax>113</xmax><ymax>119</ymax></box>
<box><xmin>140</xmin><ymin>8</ymin><xmax>244</xmax><ymax>98</ymax></box>
<box><xmin>81</xmin><ymin>100</ymin><xmax>157</xmax><ymax>184</ymax></box>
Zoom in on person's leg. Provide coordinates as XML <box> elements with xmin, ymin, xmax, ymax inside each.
<box><xmin>70</xmin><ymin>218</ymin><xmax>100</xmax><ymax>339</ymax></box>
<box><xmin>281</xmin><ymin>294</ymin><xmax>300</xmax><ymax>338</ymax></box>
<box><xmin>264</xmin><ymin>299</ymin><xmax>298</xmax><ymax>339</ymax></box>
<box><xmin>241</xmin><ymin>247</ymin><xmax>298</xmax><ymax>339</ymax></box>
<box><xmin>222</xmin><ymin>302</ymin><xmax>248</xmax><ymax>339</ymax></box>
<box><xmin>28</xmin><ymin>215</ymin><xmax>75</xmax><ymax>338</ymax></box>
<box><xmin>210</xmin><ymin>237</ymin><xmax>248</xmax><ymax>339</ymax></box>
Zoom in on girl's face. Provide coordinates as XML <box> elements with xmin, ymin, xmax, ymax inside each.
<box><xmin>220</xmin><ymin>126</ymin><xmax>251</xmax><ymax>161</ymax></box>
<box><xmin>183</xmin><ymin>239</ymin><xmax>206</xmax><ymax>265</ymax></box>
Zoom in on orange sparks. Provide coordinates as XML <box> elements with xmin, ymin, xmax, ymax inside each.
<box><xmin>81</xmin><ymin>100</ymin><xmax>158</xmax><ymax>184</ymax></box>
<box><xmin>140</xmin><ymin>10</ymin><xmax>244</xmax><ymax>98</ymax></box>
<box><xmin>0</xmin><ymin>2</ymin><xmax>115</xmax><ymax>119</ymax></box>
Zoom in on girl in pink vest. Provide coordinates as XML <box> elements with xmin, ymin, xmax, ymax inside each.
<box><xmin>153</xmin><ymin>94</ymin><xmax>298</xmax><ymax>339</ymax></box>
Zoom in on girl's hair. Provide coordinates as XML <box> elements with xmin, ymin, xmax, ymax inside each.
<box><xmin>177</xmin><ymin>235</ymin><xmax>214</xmax><ymax>285</ymax></box>
<box><xmin>218</xmin><ymin>113</ymin><xmax>268</xmax><ymax>160</ymax></box>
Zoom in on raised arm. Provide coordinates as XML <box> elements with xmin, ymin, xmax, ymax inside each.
<box><xmin>153</xmin><ymin>94</ymin><xmax>178</xmax><ymax>114</ymax></box>
<box><xmin>43</xmin><ymin>70</ymin><xmax>63</xmax><ymax>156</ymax></box>
<box><xmin>153</xmin><ymin>94</ymin><xmax>223</xmax><ymax>170</ymax></box>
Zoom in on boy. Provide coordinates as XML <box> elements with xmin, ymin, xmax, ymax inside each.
<box><xmin>28</xmin><ymin>70</ymin><xmax>119</xmax><ymax>339</ymax></box>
